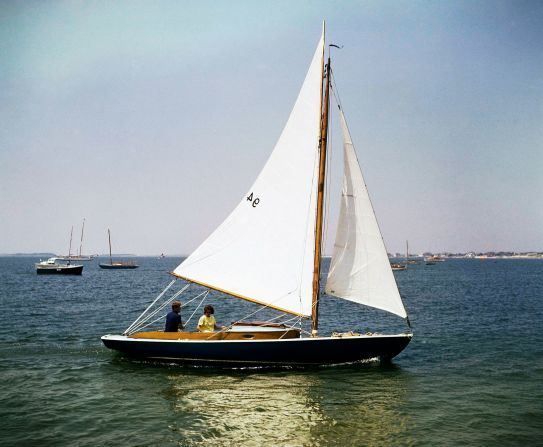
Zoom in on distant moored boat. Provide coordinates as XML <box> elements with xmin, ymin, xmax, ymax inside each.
<box><xmin>99</xmin><ymin>229</ymin><xmax>139</xmax><ymax>270</ymax></box>
<box><xmin>56</xmin><ymin>219</ymin><xmax>94</xmax><ymax>261</ymax></box>
<box><xmin>36</xmin><ymin>258</ymin><xmax>83</xmax><ymax>275</ymax></box>
<box><xmin>391</xmin><ymin>263</ymin><xmax>407</xmax><ymax>271</ymax></box>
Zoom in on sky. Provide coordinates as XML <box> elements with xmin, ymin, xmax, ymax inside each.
<box><xmin>1</xmin><ymin>0</ymin><xmax>542</xmax><ymax>256</ymax></box>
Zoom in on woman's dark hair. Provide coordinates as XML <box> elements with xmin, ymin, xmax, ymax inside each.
<box><xmin>204</xmin><ymin>305</ymin><xmax>214</xmax><ymax>314</ymax></box>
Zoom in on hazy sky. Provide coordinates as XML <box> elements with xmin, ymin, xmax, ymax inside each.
<box><xmin>1</xmin><ymin>0</ymin><xmax>542</xmax><ymax>255</ymax></box>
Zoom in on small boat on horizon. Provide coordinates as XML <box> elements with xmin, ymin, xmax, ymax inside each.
<box><xmin>391</xmin><ymin>263</ymin><xmax>407</xmax><ymax>271</ymax></box>
<box><xmin>425</xmin><ymin>255</ymin><xmax>444</xmax><ymax>265</ymax></box>
<box><xmin>99</xmin><ymin>229</ymin><xmax>139</xmax><ymax>270</ymax></box>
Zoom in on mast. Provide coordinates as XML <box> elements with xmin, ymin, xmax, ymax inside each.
<box><xmin>311</xmin><ymin>33</ymin><xmax>331</xmax><ymax>336</ymax></box>
<box><xmin>108</xmin><ymin>229</ymin><xmax>112</xmax><ymax>265</ymax></box>
<box><xmin>68</xmin><ymin>226</ymin><xmax>73</xmax><ymax>258</ymax></box>
<box><xmin>79</xmin><ymin>218</ymin><xmax>85</xmax><ymax>257</ymax></box>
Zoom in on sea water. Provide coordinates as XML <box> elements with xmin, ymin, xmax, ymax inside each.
<box><xmin>0</xmin><ymin>257</ymin><xmax>541</xmax><ymax>446</ymax></box>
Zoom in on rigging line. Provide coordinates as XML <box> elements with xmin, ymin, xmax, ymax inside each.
<box><xmin>178</xmin><ymin>290</ymin><xmax>208</xmax><ymax>308</ymax></box>
<box><xmin>322</xmin><ymin>91</ymin><xmax>333</xmax><ymax>265</ymax></box>
<box><xmin>124</xmin><ymin>279</ymin><xmax>178</xmax><ymax>334</ymax></box>
<box><xmin>279</xmin><ymin>329</ymin><xmax>292</xmax><ymax>339</ymax></box>
<box><xmin>132</xmin><ymin>285</ymin><xmax>189</xmax><ymax>329</ymax></box>
<box><xmin>276</xmin><ymin>315</ymin><xmax>304</xmax><ymax>338</ymax></box>
<box><xmin>130</xmin><ymin>312</ymin><xmax>168</xmax><ymax>333</ymax></box>
<box><xmin>241</xmin><ymin>313</ymin><xmax>285</xmax><ymax>325</ymax></box>
<box><xmin>296</xmin><ymin>131</ymin><xmax>321</xmax><ymax>310</ymax></box>
<box><xmin>276</xmin><ymin>314</ymin><xmax>301</xmax><ymax>326</ymax></box>
<box><xmin>330</xmin><ymin>68</ymin><xmax>343</xmax><ymax>111</ymax></box>
<box><xmin>206</xmin><ymin>298</ymin><xmax>297</xmax><ymax>340</ymax></box>
<box><xmin>285</xmin><ymin>314</ymin><xmax>310</xmax><ymax>335</ymax></box>
<box><xmin>128</xmin><ymin>290</ymin><xmax>209</xmax><ymax>334</ymax></box>
<box><xmin>219</xmin><ymin>304</ymin><xmax>272</xmax><ymax>333</ymax></box>
<box><xmin>250</xmin><ymin>313</ymin><xmax>297</xmax><ymax>327</ymax></box>
<box><xmin>265</xmin><ymin>314</ymin><xmax>288</xmax><ymax>323</ymax></box>
<box><xmin>126</xmin><ymin>281</ymin><xmax>187</xmax><ymax>334</ymax></box>
<box><xmin>205</xmin><ymin>308</ymin><xmax>297</xmax><ymax>341</ymax></box>
<box><xmin>205</xmin><ymin>310</ymin><xmax>259</xmax><ymax>339</ymax></box>
<box><xmin>184</xmin><ymin>291</ymin><xmax>209</xmax><ymax>327</ymax></box>
<box><xmin>129</xmin><ymin>288</ymin><xmax>206</xmax><ymax>334</ymax></box>
<box><xmin>331</xmin><ymin>86</ymin><xmax>341</xmax><ymax>111</ymax></box>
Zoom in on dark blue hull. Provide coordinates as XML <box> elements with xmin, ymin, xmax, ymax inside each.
<box><xmin>99</xmin><ymin>264</ymin><xmax>139</xmax><ymax>269</ymax></box>
<box><xmin>36</xmin><ymin>266</ymin><xmax>83</xmax><ymax>275</ymax></box>
<box><xmin>101</xmin><ymin>334</ymin><xmax>412</xmax><ymax>366</ymax></box>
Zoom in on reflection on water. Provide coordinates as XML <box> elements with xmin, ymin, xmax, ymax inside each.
<box><xmin>162</xmin><ymin>364</ymin><xmax>413</xmax><ymax>446</ymax></box>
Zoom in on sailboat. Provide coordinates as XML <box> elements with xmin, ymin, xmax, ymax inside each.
<box><xmin>56</xmin><ymin>219</ymin><xmax>94</xmax><ymax>261</ymax></box>
<box><xmin>405</xmin><ymin>240</ymin><xmax>419</xmax><ymax>264</ymax></box>
<box><xmin>101</xmin><ymin>23</ymin><xmax>412</xmax><ymax>365</ymax></box>
<box><xmin>99</xmin><ymin>229</ymin><xmax>139</xmax><ymax>270</ymax></box>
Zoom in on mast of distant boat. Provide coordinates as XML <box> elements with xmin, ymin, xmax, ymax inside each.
<box><xmin>311</xmin><ymin>23</ymin><xmax>331</xmax><ymax>337</ymax></box>
<box><xmin>79</xmin><ymin>218</ymin><xmax>85</xmax><ymax>258</ymax></box>
<box><xmin>68</xmin><ymin>226</ymin><xmax>73</xmax><ymax>258</ymax></box>
<box><xmin>108</xmin><ymin>229</ymin><xmax>113</xmax><ymax>265</ymax></box>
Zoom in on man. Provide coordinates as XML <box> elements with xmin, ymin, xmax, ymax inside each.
<box><xmin>165</xmin><ymin>301</ymin><xmax>184</xmax><ymax>332</ymax></box>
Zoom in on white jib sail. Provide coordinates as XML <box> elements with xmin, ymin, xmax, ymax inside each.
<box><xmin>325</xmin><ymin>110</ymin><xmax>407</xmax><ymax>319</ymax></box>
<box><xmin>173</xmin><ymin>34</ymin><xmax>325</xmax><ymax>317</ymax></box>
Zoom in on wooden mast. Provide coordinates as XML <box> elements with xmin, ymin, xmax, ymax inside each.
<box><xmin>311</xmin><ymin>34</ymin><xmax>331</xmax><ymax>336</ymax></box>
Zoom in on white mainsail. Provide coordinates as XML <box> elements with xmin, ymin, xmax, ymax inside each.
<box><xmin>173</xmin><ymin>34</ymin><xmax>325</xmax><ymax>317</ymax></box>
<box><xmin>325</xmin><ymin>110</ymin><xmax>407</xmax><ymax>319</ymax></box>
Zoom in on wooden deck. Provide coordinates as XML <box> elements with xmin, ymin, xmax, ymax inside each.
<box><xmin>128</xmin><ymin>329</ymin><xmax>301</xmax><ymax>341</ymax></box>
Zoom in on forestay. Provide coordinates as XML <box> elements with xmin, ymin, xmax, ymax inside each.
<box><xmin>173</xmin><ymin>34</ymin><xmax>325</xmax><ymax>317</ymax></box>
<box><xmin>325</xmin><ymin>110</ymin><xmax>407</xmax><ymax>319</ymax></box>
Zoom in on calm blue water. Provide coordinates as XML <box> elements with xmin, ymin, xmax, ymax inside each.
<box><xmin>1</xmin><ymin>257</ymin><xmax>542</xmax><ymax>446</ymax></box>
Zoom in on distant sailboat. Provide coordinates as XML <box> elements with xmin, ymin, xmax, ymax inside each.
<box><xmin>99</xmin><ymin>229</ymin><xmax>139</xmax><ymax>270</ymax></box>
<box><xmin>56</xmin><ymin>219</ymin><xmax>94</xmax><ymax>261</ymax></box>
<box><xmin>405</xmin><ymin>240</ymin><xmax>419</xmax><ymax>264</ymax></box>
<box><xmin>101</xmin><ymin>23</ymin><xmax>412</xmax><ymax>365</ymax></box>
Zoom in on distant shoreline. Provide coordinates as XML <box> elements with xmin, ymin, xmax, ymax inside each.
<box><xmin>388</xmin><ymin>254</ymin><xmax>543</xmax><ymax>260</ymax></box>
<box><xmin>1</xmin><ymin>252</ymin><xmax>541</xmax><ymax>259</ymax></box>
<box><xmin>0</xmin><ymin>253</ymin><xmax>188</xmax><ymax>258</ymax></box>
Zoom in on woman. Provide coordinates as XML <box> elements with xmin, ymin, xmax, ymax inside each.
<box><xmin>197</xmin><ymin>305</ymin><xmax>225</xmax><ymax>332</ymax></box>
